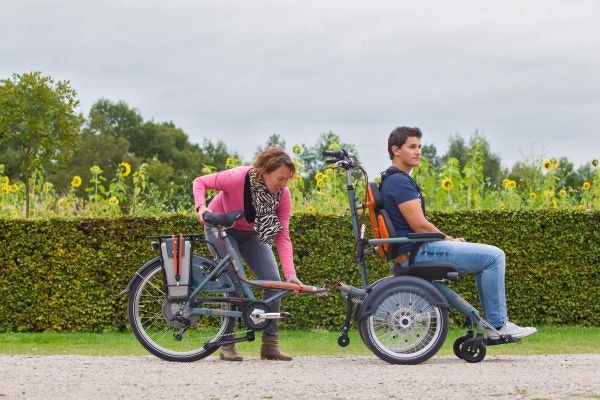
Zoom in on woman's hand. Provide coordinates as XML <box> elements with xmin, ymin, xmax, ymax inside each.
<box><xmin>196</xmin><ymin>205</ymin><xmax>212</xmax><ymax>224</ymax></box>
<box><xmin>286</xmin><ymin>274</ymin><xmax>303</xmax><ymax>285</ymax></box>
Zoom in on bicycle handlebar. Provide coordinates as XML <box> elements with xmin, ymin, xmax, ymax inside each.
<box><xmin>322</xmin><ymin>149</ymin><xmax>348</xmax><ymax>159</ymax></box>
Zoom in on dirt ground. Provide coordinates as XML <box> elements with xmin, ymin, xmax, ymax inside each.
<box><xmin>1</xmin><ymin>354</ymin><xmax>600</xmax><ymax>399</ymax></box>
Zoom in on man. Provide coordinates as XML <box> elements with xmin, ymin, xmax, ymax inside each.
<box><xmin>379</xmin><ymin>126</ymin><xmax>536</xmax><ymax>339</ymax></box>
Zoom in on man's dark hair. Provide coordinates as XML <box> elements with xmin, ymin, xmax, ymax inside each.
<box><xmin>387</xmin><ymin>126</ymin><xmax>423</xmax><ymax>160</ymax></box>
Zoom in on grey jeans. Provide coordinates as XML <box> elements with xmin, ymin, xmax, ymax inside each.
<box><xmin>204</xmin><ymin>226</ymin><xmax>282</xmax><ymax>336</ymax></box>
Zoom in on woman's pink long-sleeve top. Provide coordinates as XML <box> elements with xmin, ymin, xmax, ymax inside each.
<box><xmin>192</xmin><ymin>166</ymin><xmax>296</xmax><ymax>278</ymax></box>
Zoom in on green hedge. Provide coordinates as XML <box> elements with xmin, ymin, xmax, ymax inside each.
<box><xmin>0</xmin><ymin>210</ymin><xmax>598</xmax><ymax>332</ymax></box>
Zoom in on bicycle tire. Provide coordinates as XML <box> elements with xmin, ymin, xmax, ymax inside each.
<box><xmin>359</xmin><ymin>285</ymin><xmax>448</xmax><ymax>365</ymax></box>
<box><xmin>128</xmin><ymin>258</ymin><xmax>236</xmax><ymax>362</ymax></box>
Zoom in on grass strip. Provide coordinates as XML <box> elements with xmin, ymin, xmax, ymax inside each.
<box><xmin>1</xmin><ymin>327</ymin><xmax>599</xmax><ymax>357</ymax></box>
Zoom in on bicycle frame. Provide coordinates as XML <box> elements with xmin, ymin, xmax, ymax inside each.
<box><xmin>185</xmin><ymin>228</ymin><xmax>290</xmax><ymax>319</ymax></box>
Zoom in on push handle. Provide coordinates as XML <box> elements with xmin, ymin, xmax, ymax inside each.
<box><xmin>322</xmin><ymin>149</ymin><xmax>348</xmax><ymax>160</ymax></box>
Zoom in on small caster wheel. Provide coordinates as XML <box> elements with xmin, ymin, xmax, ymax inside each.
<box><xmin>338</xmin><ymin>335</ymin><xmax>350</xmax><ymax>347</ymax></box>
<box><xmin>460</xmin><ymin>338</ymin><xmax>486</xmax><ymax>363</ymax></box>
<box><xmin>453</xmin><ymin>331</ymin><xmax>474</xmax><ymax>359</ymax></box>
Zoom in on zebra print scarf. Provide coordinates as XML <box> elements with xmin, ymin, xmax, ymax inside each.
<box><xmin>249</xmin><ymin>168</ymin><xmax>283</xmax><ymax>244</ymax></box>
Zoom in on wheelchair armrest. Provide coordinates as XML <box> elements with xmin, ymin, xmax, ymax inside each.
<box><xmin>407</xmin><ymin>232</ymin><xmax>445</xmax><ymax>240</ymax></box>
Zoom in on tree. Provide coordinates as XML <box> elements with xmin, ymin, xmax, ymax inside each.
<box><xmin>443</xmin><ymin>131</ymin><xmax>503</xmax><ymax>187</ymax></box>
<box><xmin>255</xmin><ymin>133</ymin><xmax>286</xmax><ymax>157</ymax></box>
<box><xmin>0</xmin><ymin>72</ymin><xmax>81</xmax><ymax>217</ymax></box>
<box><xmin>297</xmin><ymin>131</ymin><xmax>359</xmax><ymax>179</ymax></box>
<box><xmin>421</xmin><ymin>143</ymin><xmax>441</xmax><ymax>170</ymax></box>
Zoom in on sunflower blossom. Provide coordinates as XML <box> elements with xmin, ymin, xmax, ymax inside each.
<box><xmin>71</xmin><ymin>175</ymin><xmax>82</xmax><ymax>188</ymax></box>
<box><xmin>108</xmin><ymin>196</ymin><xmax>120</xmax><ymax>206</ymax></box>
<box><xmin>118</xmin><ymin>162</ymin><xmax>132</xmax><ymax>177</ymax></box>
<box><xmin>582</xmin><ymin>181</ymin><xmax>591</xmax><ymax>191</ymax></box>
<box><xmin>543</xmin><ymin>160</ymin><xmax>552</xmax><ymax>170</ymax></box>
<box><xmin>441</xmin><ymin>178</ymin><xmax>453</xmax><ymax>191</ymax></box>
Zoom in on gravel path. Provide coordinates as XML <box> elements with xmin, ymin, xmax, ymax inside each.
<box><xmin>1</xmin><ymin>354</ymin><xmax>600</xmax><ymax>399</ymax></box>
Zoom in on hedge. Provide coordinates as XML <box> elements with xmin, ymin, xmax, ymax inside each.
<box><xmin>0</xmin><ymin>210</ymin><xmax>598</xmax><ymax>332</ymax></box>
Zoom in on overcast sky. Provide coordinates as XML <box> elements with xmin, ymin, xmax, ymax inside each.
<box><xmin>2</xmin><ymin>0</ymin><xmax>599</xmax><ymax>178</ymax></box>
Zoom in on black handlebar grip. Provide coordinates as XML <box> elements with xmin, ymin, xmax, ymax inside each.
<box><xmin>321</xmin><ymin>149</ymin><xmax>347</xmax><ymax>159</ymax></box>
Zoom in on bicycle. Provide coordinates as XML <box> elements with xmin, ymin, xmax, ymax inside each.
<box><xmin>121</xmin><ymin>150</ymin><xmax>519</xmax><ymax>364</ymax></box>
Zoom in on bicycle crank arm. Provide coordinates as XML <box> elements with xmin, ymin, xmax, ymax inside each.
<box><xmin>250</xmin><ymin>311</ymin><xmax>292</xmax><ymax>321</ymax></box>
<box><xmin>203</xmin><ymin>331</ymin><xmax>256</xmax><ymax>351</ymax></box>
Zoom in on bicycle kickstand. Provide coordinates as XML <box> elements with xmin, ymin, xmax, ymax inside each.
<box><xmin>203</xmin><ymin>330</ymin><xmax>256</xmax><ymax>352</ymax></box>
<box><xmin>337</xmin><ymin>297</ymin><xmax>354</xmax><ymax>347</ymax></box>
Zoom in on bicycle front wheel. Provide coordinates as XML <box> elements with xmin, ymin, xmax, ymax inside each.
<box><xmin>128</xmin><ymin>260</ymin><xmax>236</xmax><ymax>362</ymax></box>
<box><xmin>359</xmin><ymin>286</ymin><xmax>448</xmax><ymax>365</ymax></box>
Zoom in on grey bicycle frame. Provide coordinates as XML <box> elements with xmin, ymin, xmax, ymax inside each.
<box><xmin>186</xmin><ymin>227</ymin><xmax>288</xmax><ymax>319</ymax></box>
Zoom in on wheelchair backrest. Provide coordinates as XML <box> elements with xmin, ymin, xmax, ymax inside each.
<box><xmin>367</xmin><ymin>182</ymin><xmax>396</xmax><ymax>260</ymax></box>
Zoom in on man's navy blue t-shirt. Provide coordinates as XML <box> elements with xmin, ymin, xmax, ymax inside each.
<box><xmin>379</xmin><ymin>167</ymin><xmax>422</xmax><ymax>256</ymax></box>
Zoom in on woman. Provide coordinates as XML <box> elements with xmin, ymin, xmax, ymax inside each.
<box><xmin>193</xmin><ymin>147</ymin><xmax>302</xmax><ymax>361</ymax></box>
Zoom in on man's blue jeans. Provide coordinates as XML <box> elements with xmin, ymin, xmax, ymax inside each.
<box><xmin>410</xmin><ymin>240</ymin><xmax>508</xmax><ymax>328</ymax></box>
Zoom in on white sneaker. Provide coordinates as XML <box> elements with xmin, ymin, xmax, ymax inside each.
<box><xmin>487</xmin><ymin>320</ymin><xmax>537</xmax><ymax>339</ymax></box>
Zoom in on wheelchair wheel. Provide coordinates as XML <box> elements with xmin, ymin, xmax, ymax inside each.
<box><xmin>460</xmin><ymin>338</ymin><xmax>486</xmax><ymax>363</ymax></box>
<box><xmin>128</xmin><ymin>259</ymin><xmax>236</xmax><ymax>362</ymax></box>
<box><xmin>453</xmin><ymin>331</ymin><xmax>474</xmax><ymax>359</ymax></box>
<box><xmin>359</xmin><ymin>285</ymin><xmax>448</xmax><ymax>365</ymax></box>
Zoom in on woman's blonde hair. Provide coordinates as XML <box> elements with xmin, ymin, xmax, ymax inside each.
<box><xmin>253</xmin><ymin>147</ymin><xmax>296</xmax><ymax>181</ymax></box>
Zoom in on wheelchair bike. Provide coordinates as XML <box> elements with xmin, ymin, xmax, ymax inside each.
<box><xmin>120</xmin><ymin>149</ymin><xmax>520</xmax><ymax>365</ymax></box>
<box><xmin>324</xmin><ymin>149</ymin><xmax>521</xmax><ymax>364</ymax></box>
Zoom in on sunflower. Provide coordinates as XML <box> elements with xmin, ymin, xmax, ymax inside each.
<box><xmin>306</xmin><ymin>204</ymin><xmax>316</xmax><ymax>213</ymax></box>
<box><xmin>503</xmin><ymin>179</ymin><xmax>517</xmax><ymax>190</ymax></box>
<box><xmin>582</xmin><ymin>181</ymin><xmax>591</xmax><ymax>191</ymax></box>
<box><xmin>90</xmin><ymin>165</ymin><xmax>103</xmax><ymax>176</ymax></box>
<box><xmin>592</xmin><ymin>159</ymin><xmax>599</xmax><ymax>167</ymax></box>
<box><xmin>559</xmin><ymin>189</ymin><xmax>567</xmax><ymax>198</ymax></box>
<box><xmin>315</xmin><ymin>172</ymin><xmax>327</xmax><ymax>182</ymax></box>
<box><xmin>57</xmin><ymin>197</ymin><xmax>71</xmax><ymax>209</ymax></box>
<box><xmin>43</xmin><ymin>182</ymin><xmax>54</xmax><ymax>193</ymax></box>
<box><xmin>441</xmin><ymin>178</ymin><xmax>453</xmax><ymax>191</ymax></box>
<box><xmin>118</xmin><ymin>162</ymin><xmax>132</xmax><ymax>177</ymax></box>
<box><xmin>530</xmin><ymin>192</ymin><xmax>537</xmax><ymax>200</ymax></box>
<box><xmin>551</xmin><ymin>198</ymin><xmax>558</xmax><ymax>209</ymax></box>
<box><xmin>1</xmin><ymin>176</ymin><xmax>8</xmax><ymax>185</ymax></box>
<box><xmin>108</xmin><ymin>196</ymin><xmax>120</xmax><ymax>206</ymax></box>
<box><xmin>316</xmin><ymin>178</ymin><xmax>326</xmax><ymax>189</ymax></box>
<box><xmin>71</xmin><ymin>175</ymin><xmax>82</xmax><ymax>188</ymax></box>
<box><xmin>292</xmin><ymin>145</ymin><xmax>302</xmax><ymax>155</ymax></box>
<box><xmin>543</xmin><ymin>190</ymin><xmax>554</xmax><ymax>199</ymax></box>
<box><xmin>543</xmin><ymin>160</ymin><xmax>552</xmax><ymax>170</ymax></box>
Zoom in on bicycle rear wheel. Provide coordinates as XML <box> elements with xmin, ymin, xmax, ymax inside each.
<box><xmin>359</xmin><ymin>285</ymin><xmax>448</xmax><ymax>365</ymax></box>
<box><xmin>128</xmin><ymin>259</ymin><xmax>235</xmax><ymax>362</ymax></box>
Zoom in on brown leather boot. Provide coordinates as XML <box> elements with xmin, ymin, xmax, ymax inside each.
<box><xmin>260</xmin><ymin>334</ymin><xmax>292</xmax><ymax>361</ymax></box>
<box><xmin>219</xmin><ymin>344</ymin><xmax>243</xmax><ymax>361</ymax></box>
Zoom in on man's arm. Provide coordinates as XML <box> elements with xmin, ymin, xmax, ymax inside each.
<box><xmin>398</xmin><ymin>199</ymin><xmax>463</xmax><ymax>241</ymax></box>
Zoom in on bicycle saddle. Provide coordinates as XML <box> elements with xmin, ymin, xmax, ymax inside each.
<box><xmin>204</xmin><ymin>210</ymin><xmax>245</xmax><ymax>227</ymax></box>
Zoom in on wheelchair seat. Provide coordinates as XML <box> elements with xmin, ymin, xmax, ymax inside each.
<box><xmin>367</xmin><ymin>182</ymin><xmax>460</xmax><ymax>281</ymax></box>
